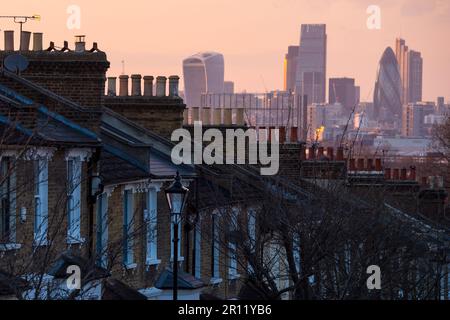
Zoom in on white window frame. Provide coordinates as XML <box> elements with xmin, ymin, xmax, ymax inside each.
<box><xmin>0</xmin><ymin>156</ymin><xmax>16</xmax><ymax>244</ymax></box>
<box><xmin>123</xmin><ymin>189</ymin><xmax>134</xmax><ymax>267</ymax></box>
<box><xmin>34</xmin><ymin>159</ymin><xmax>48</xmax><ymax>246</ymax></box>
<box><xmin>146</xmin><ymin>188</ymin><xmax>160</xmax><ymax>266</ymax></box>
<box><xmin>67</xmin><ymin>157</ymin><xmax>82</xmax><ymax>244</ymax></box>
<box><xmin>96</xmin><ymin>193</ymin><xmax>109</xmax><ymax>268</ymax></box>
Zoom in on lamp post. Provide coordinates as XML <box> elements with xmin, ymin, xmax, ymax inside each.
<box><xmin>165</xmin><ymin>171</ymin><xmax>189</xmax><ymax>301</ymax></box>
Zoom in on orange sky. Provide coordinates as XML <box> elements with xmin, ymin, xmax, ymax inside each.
<box><xmin>1</xmin><ymin>0</ymin><xmax>449</xmax><ymax>101</ymax></box>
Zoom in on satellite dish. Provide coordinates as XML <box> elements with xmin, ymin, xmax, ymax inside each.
<box><xmin>4</xmin><ymin>54</ymin><xmax>29</xmax><ymax>74</ymax></box>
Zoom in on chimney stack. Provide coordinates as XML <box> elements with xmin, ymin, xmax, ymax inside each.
<box><xmin>156</xmin><ymin>76</ymin><xmax>167</xmax><ymax>97</ymax></box>
<box><xmin>20</xmin><ymin>31</ymin><xmax>31</xmax><ymax>51</ymax></box>
<box><xmin>119</xmin><ymin>75</ymin><xmax>129</xmax><ymax>97</ymax></box>
<box><xmin>143</xmin><ymin>76</ymin><xmax>154</xmax><ymax>96</ymax></box>
<box><xmin>4</xmin><ymin>31</ymin><xmax>14</xmax><ymax>51</ymax></box>
<box><xmin>74</xmin><ymin>35</ymin><xmax>86</xmax><ymax>52</ymax></box>
<box><xmin>33</xmin><ymin>32</ymin><xmax>43</xmax><ymax>51</ymax></box>
<box><xmin>131</xmin><ymin>74</ymin><xmax>142</xmax><ymax>96</ymax></box>
<box><xmin>107</xmin><ymin>77</ymin><xmax>117</xmax><ymax>96</ymax></box>
<box><xmin>168</xmin><ymin>76</ymin><xmax>180</xmax><ymax>96</ymax></box>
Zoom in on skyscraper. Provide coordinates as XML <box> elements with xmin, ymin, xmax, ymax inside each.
<box><xmin>183</xmin><ymin>52</ymin><xmax>224</xmax><ymax>108</ymax></box>
<box><xmin>224</xmin><ymin>81</ymin><xmax>235</xmax><ymax>94</ymax></box>
<box><xmin>329</xmin><ymin>77</ymin><xmax>359</xmax><ymax>115</ymax></box>
<box><xmin>395</xmin><ymin>38</ymin><xmax>423</xmax><ymax>104</ymax></box>
<box><xmin>295</xmin><ymin>24</ymin><xmax>327</xmax><ymax>104</ymax></box>
<box><xmin>373</xmin><ymin>47</ymin><xmax>403</xmax><ymax>121</ymax></box>
<box><xmin>283</xmin><ymin>45</ymin><xmax>299</xmax><ymax>93</ymax></box>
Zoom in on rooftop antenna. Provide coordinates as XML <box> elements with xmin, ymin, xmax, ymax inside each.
<box><xmin>0</xmin><ymin>15</ymin><xmax>41</xmax><ymax>48</ymax></box>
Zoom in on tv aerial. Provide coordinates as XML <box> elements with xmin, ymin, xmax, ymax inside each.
<box><xmin>4</xmin><ymin>53</ymin><xmax>29</xmax><ymax>74</ymax></box>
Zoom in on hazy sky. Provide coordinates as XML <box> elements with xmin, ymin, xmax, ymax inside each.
<box><xmin>1</xmin><ymin>0</ymin><xmax>449</xmax><ymax>101</ymax></box>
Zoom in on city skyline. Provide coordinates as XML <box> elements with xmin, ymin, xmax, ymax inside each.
<box><xmin>0</xmin><ymin>0</ymin><xmax>449</xmax><ymax>101</ymax></box>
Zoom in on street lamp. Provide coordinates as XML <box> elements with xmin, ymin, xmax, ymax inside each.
<box><xmin>165</xmin><ymin>171</ymin><xmax>189</xmax><ymax>301</ymax></box>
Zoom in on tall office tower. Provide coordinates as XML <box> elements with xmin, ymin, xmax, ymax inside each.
<box><xmin>373</xmin><ymin>47</ymin><xmax>403</xmax><ymax>122</ymax></box>
<box><xmin>329</xmin><ymin>77</ymin><xmax>358</xmax><ymax>115</ymax></box>
<box><xmin>408</xmin><ymin>50</ymin><xmax>423</xmax><ymax>103</ymax></box>
<box><xmin>402</xmin><ymin>102</ymin><xmax>435</xmax><ymax>137</ymax></box>
<box><xmin>295</xmin><ymin>24</ymin><xmax>327</xmax><ymax>104</ymax></box>
<box><xmin>395</xmin><ymin>38</ymin><xmax>423</xmax><ymax>104</ymax></box>
<box><xmin>284</xmin><ymin>45</ymin><xmax>299</xmax><ymax>92</ymax></box>
<box><xmin>437</xmin><ymin>97</ymin><xmax>445</xmax><ymax>113</ymax></box>
<box><xmin>183</xmin><ymin>52</ymin><xmax>225</xmax><ymax>108</ymax></box>
<box><xmin>224</xmin><ymin>81</ymin><xmax>235</xmax><ymax>94</ymax></box>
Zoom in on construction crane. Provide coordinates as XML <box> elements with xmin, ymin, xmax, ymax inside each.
<box><xmin>0</xmin><ymin>15</ymin><xmax>41</xmax><ymax>47</ymax></box>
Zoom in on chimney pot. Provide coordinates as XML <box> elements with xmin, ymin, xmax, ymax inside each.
<box><xmin>119</xmin><ymin>75</ymin><xmax>129</xmax><ymax>97</ymax></box>
<box><xmin>393</xmin><ymin>169</ymin><xmax>400</xmax><ymax>180</ymax></box>
<box><xmin>349</xmin><ymin>159</ymin><xmax>356</xmax><ymax>171</ymax></box>
<box><xmin>223</xmin><ymin>108</ymin><xmax>232</xmax><ymax>126</ymax></box>
<box><xmin>290</xmin><ymin>127</ymin><xmax>298</xmax><ymax>143</ymax></box>
<box><xmin>309</xmin><ymin>146</ymin><xmax>316</xmax><ymax>160</ymax></box>
<box><xmin>183</xmin><ymin>109</ymin><xmax>189</xmax><ymax>125</ymax></box>
<box><xmin>400</xmin><ymin>168</ymin><xmax>408</xmax><ymax>180</ymax></box>
<box><xmin>357</xmin><ymin>159</ymin><xmax>365</xmax><ymax>171</ymax></box>
<box><xmin>131</xmin><ymin>74</ymin><xmax>142</xmax><ymax>96</ymax></box>
<box><xmin>202</xmin><ymin>107</ymin><xmax>211</xmax><ymax>125</ymax></box>
<box><xmin>268</xmin><ymin>127</ymin><xmax>276</xmax><ymax>142</ymax></box>
<box><xmin>409</xmin><ymin>166</ymin><xmax>416</xmax><ymax>181</ymax></box>
<box><xmin>168</xmin><ymin>75</ymin><xmax>180</xmax><ymax>96</ymax></box>
<box><xmin>375</xmin><ymin>159</ymin><xmax>382</xmax><ymax>171</ymax></box>
<box><xmin>300</xmin><ymin>145</ymin><xmax>307</xmax><ymax>160</ymax></box>
<box><xmin>235</xmin><ymin>108</ymin><xmax>245</xmax><ymax>126</ymax></box>
<box><xmin>317</xmin><ymin>147</ymin><xmax>325</xmax><ymax>158</ymax></box>
<box><xmin>33</xmin><ymin>33</ymin><xmax>43</xmax><ymax>51</ymax></box>
<box><xmin>336</xmin><ymin>147</ymin><xmax>344</xmax><ymax>161</ymax></box>
<box><xmin>156</xmin><ymin>76</ymin><xmax>167</xmax><ymax>97</ymax></box>
<box><xmin>74</xmin><ymin>35</ymin><xmax>86</xmax><ymax>52</ymax></box>
<box><xmin>279</xmin><ymin>127</ymin><xmax>286</xmax><ymax>144</ymax></box>
<box><xmin>107</xmin><ymin>77</ymin><xmax>117</xmax><ymax>96</ymax></box>
<box><xmin>367</xmin><ymin>159</ymin><xmax>374</xmax><ymax>171</ymax></box>
<box><xmin>385</xmin><ymin>168</ymin><xmax>391</xmax><ymax>180</ymax></box>
<box><xmin>20</xmin><ymin>31</ymin><xmax>31</xmax><ymax>51</ymax></box>
<box><xmin>327</xmin><ymin>147</ymin><xmax>334</xmax><ymax>161</ymax></box>
<box><xmin>192</xmin><ymin>107</ymin><xmax>200</xmax><ymax>122</ymax></box>
<box><xmin>213</xmin><ymin>108</ymin><xmax>222</xmax><ymax>125</ymax></box>
<box><xmin>143</xmin><ymin>76</ymin><xmax>154</xmax><ymax>97</ymax></box>
<box><xmin>4</xmin><ymin>31</ymin><xmax>14</xmax><ymax>51</ymax></box>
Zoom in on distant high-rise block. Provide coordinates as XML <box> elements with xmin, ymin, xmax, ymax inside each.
<box><xmin>329</xmin><ymin>77</ymin><xmax>358</xmax><ymax>115</ymax></box>
<box><xmin>183</xmin><ymin>52</ymin><xmax>224</xmax><ymax>108</ymax></box>
<box><xmin>295</xmin><ymin>24</ymin><xmax>327</xmax><ymax>104</ymax></box>
<box><xmin>224</xmin><ymin>81</ymin><xmax>235</xmax><ymax>94</ymax></box>
<box><xmin>374</xmin><ymin>47</ymin><xmax>403</xmax><ymax>122</ymax></box>
<box><xmin>402</xmin><ymin>102</ymin><xmax>435</xmax><ymax>137</ymax></box>
<box><xmin>395</xmin><ymin>38</ymin><xmax>423</xmax><ymax>104</ymax></box>
<box><xmin>284</xmin><ymin>45</ymin><xmax>299</xmax><ymax>93</ymax></box>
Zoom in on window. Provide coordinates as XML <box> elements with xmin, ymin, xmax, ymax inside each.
<box><xmin>123</xmin><ymin>190</ymin><xmax>134</xmax><ymax>266</ymax></box>
<box><xmin>67</xmin><ymin>158</ymin><xmax>82</xmax><ymax>243</ymax></box>
<box><xmin>34</xmin><ymin>159</ymin><xmax>48</xmax><ymax>245</ymax></box>
<box><xmin>0</xmin><ymin>157</ymin><xmax>16</xmax><ymax>243</ymax></box>
<box><xmin>194</xmin><ymin>222</ymin><xmax>201</xmax><ymax>278</ymax></box>
<box><xmin>146</xmin><ymin>188</ymin><xmax>159</xmax><ymax>265</ymax></box>
<box><xmin>96</xmin><ymin>193</ymin><xmax>108</xmax><ymax>268</ymax></box>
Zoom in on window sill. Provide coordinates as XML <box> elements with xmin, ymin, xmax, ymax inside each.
<box><xmin>170</xmin><ymin>256</ymin><xmax>185</xmax><ymax>263</ymax></box>
<box><xmin>146</xmin><ymin>259</ymin><xmax>161</xmax><ymax>267</ymax></box>
<box><xmin>209</xmin><ymin>277</ymin><xmax>223</xmax><ymax>285</ymax></box>
<box><xmin>67</xmin><ymin>238</ymin><xmax>86</xmax><ymax>245</ymax></box>
<box><xmin>0</xmin><ymin>243</ymin><xmax>22</xmax><ymax>252</ymax></box>
<box><xmin>228</xmin><ymin>274</ymin><xmax>241</xmax><ymax>281</ymax></box>
<box><xmin>124</xmin><ymin>263</ymin><xmax>137</xmax><ymax>270</ymax></box>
